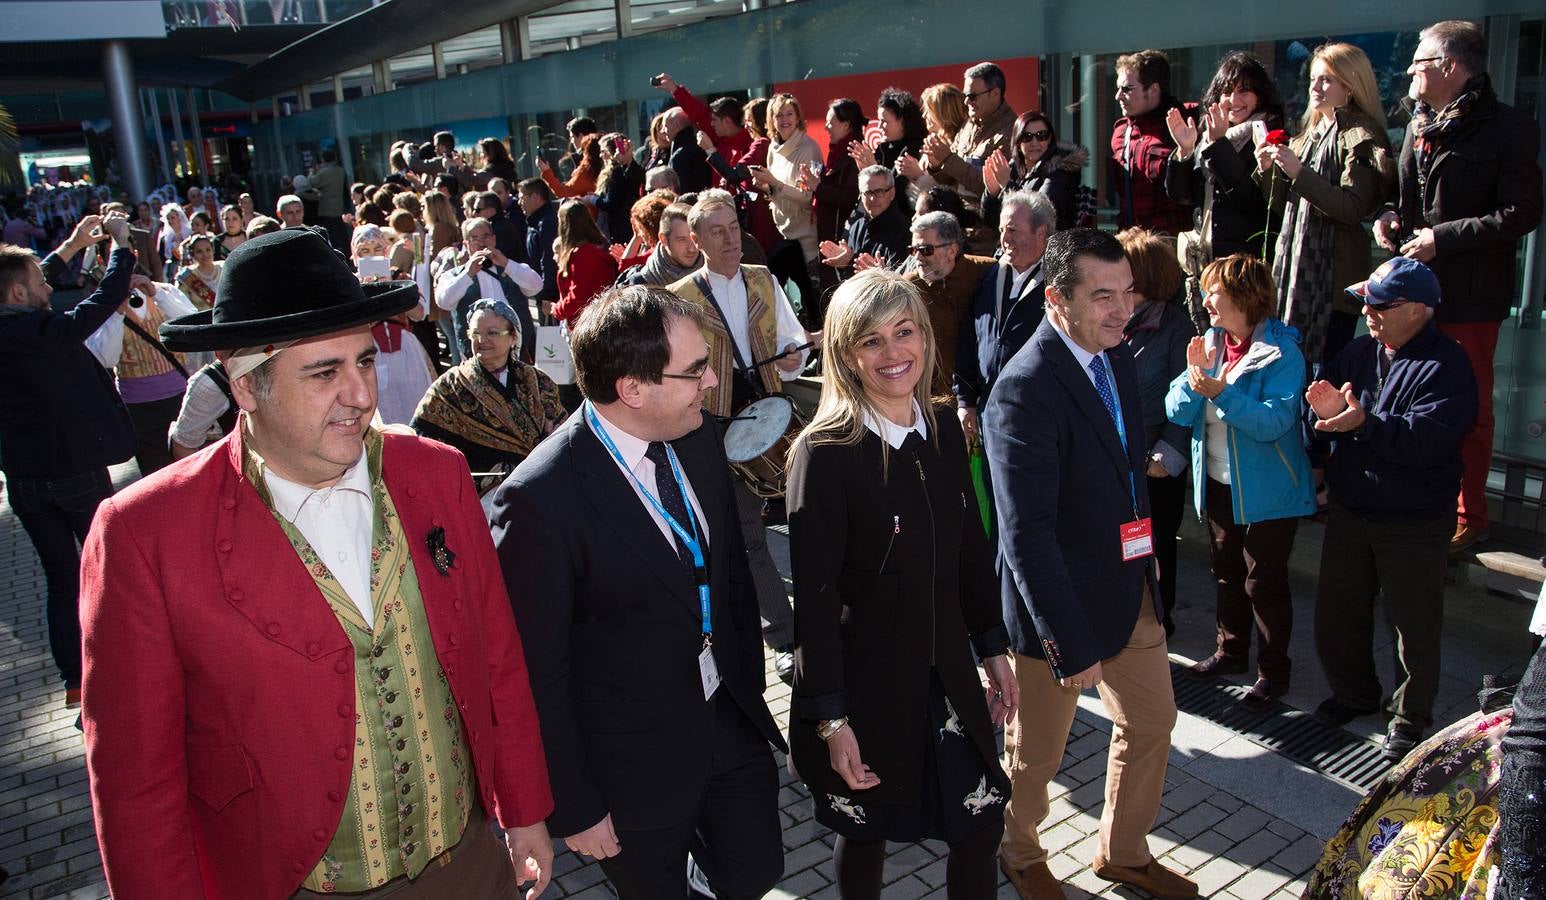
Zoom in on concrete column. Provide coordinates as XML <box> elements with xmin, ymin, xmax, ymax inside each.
<box><xmin>1078</xmin><ymin>54</ymin><xmax>1098</xmax><ymax>191</ymax></box>
<box><xmin>432</xmin><ymin>42</ymin><xmax>446</xmax><ymax>80</ymax></box>
<box><xmin>565</xmin><ymin>36</ymin><xmax>581</xmax><ymax>51</ymax></box>
<box><xmin>372</xmin><ymin>59</ymin><xmax>391</xmax><ymax>94</ymax></box>
<box><xmin>186</xmin><ymin>87</ymin><xmax>210</xmax><ymax>187</ymax></box>
<box><xmin>143</xmin><ymin>88</ymin><xmax>173</xmax><ymax>185</ymax></box>
<box><xmin>615</xmin><ymin>0</ymin><xmax>633</xmax><ymax>38</ymax></box>
<box><xmin>100</xmin><ymin>40</ymin><xmax>152</xmax><ymax>201</ymax></box>
<box><xmin>332</xmin><ymin>74</ymin><xmax>345</xmax><ymax>104</ymax></box>
<box><xmin>167</xmin><ymin>87</ymin><xmax>188</xmax><ymax>180</ymax></box>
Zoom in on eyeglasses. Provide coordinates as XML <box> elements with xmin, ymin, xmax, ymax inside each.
<box><xmin>469</xmin><ymin>329</ymin><xmax>514</xmax><ymax>340</ymax></box>
<box><xmin>1410</xmin><ymin>56</ymin><xmax>1447</xmax><ymax>70</ymax></box>
<box><xmin>909</xmin><ymin>242</ymin><xmax>950</xmax><ymax>257</ymax></box>
<box><xmin>660</xmin><ymin>369</ymin><xmax>708</xmax><ymax>385</ymax></box>
<box><xmin>1366</xmin><ymin>301</ymin><xmax>1413</xmax><ymax>313</ymax></box>
<box><xmin>963</xmin><ymin>88</ymin><xmax>998</xmax><ymax>102</ymax></box>
<box><xmin>1018</xmin><ymin>129</ymin><xmax>1053</xmax><ymax>143</ymax></box>
<box><xmin>860</xmin><ymin>187</ymin><xmax>894</xmax><ymax>199</ymax></box>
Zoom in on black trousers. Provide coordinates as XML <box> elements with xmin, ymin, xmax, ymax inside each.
<box><xmin>1499</xmin><ymin>639</ymin><xmax>1546</xmax><ymax>898</ymax></box>
<box><xmin>1146</xmin><ymin>472</ymin><xmax>1186</xmax><ymax>631</ymax></box>
<box><xmin>1314</xmin><ymin>502</ymin><xmax>1452</xmax><ymax>729</ymax></box>
<box><xmin>1205</xmin><ymin>478</ymin><xmax>1299</xmax><ymax>682</ymax></box>
<box><xmin>766</xmin><ymin>240</ymin><xmax>819</xmax><ymax>331</ymax></box>
<box><xmin>599</xmin><ymin>694</ymin><xmax>782</xmax><ymax>900</ymax></box>
<box><xmin>733</xmin><ymin>480</ymin><xmax>794</xmax><ymax>649</ymax></box>
<box><xmin>9</xmin><ymin>468</ymin><xmax>114</xmax><ymax>687</ymax></box>
<box><xmin>128</xmin><ymin>394</ymin><xmax>182</xmax><ymax>477</ymax></box>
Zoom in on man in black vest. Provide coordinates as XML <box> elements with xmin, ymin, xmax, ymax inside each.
<box><xmin>0</xmin><ymin>212</ymin><xmax>137</xmax><ymax>709</ymax></box>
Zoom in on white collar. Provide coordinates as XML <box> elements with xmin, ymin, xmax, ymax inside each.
<box><xmin>701</xmin><ymin>265</ymin><xmax>743</xmax><ymax>287</ymax></box>
<box><xmin>1049</xmin><ymin>315</ymin><xmax>1103</xmax><ymax>372</ymax></box>
<box><xmin>587</xmin><ymin>406</ymin><xmax>650</xmax><ymax>471</ymax></box>
<box><xmin>262</xmin><ymin>448</ymin><xmax>372</xmax><ymax>522</ymax></box>
<box><xmin>862</xmin><ymin>399</ymin><xmax>928</xmax><ymax>450</ymax></box>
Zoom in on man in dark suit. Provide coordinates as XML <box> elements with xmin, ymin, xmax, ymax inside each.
<box><xmin>487</xmin><ymin>285</ymin><xmax>786</xmax><ymax>899</ymax></box>
<box><xmin>517</xmin><ymin>177</ymin><xmax>560</xmax><ymax>321</ymax></box>
<box><xmin>954</xmin><ymin>188</ymin><xmax>1055</xmax><ymax>445</ymax></box>
<box><xmin>984</xmin><ymin>229</ymin><xmax>1192</xmax><ymax>900</ymax></box>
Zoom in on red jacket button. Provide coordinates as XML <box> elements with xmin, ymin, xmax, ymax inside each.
<box><xmin>218</xmin><ymin>539</ymin><xmax>233</xmax><ymax>553</ymax></box>
<box><xmin>266</xmin><ymin>622</ymin><xmax>281</xmax><ymax>636</ymax></box>
<box><xmin>334</xmin><ymin>660</ymin><xmax>349</xmax><ymax>674</ymax></box>
<box><xmin>292</xmin><ymin>862</ymin><xmax>304</xmax><ymax>874</ymax></box>
<box><xmin>407</xmin><ymin>486</ymin><xmax>418</xmax><ymax>498</ymax></box>
<box><xmin>228</xmin><ymin>589</ymin><xmax>244</xmax><ymax>602</ymax></box>
<box><xmin>306</xmin><ymin>642</ymin><xmax>321</xmax><ymax>656</ymax></box>
<box><xmin>313</xmin><ymin>829</ymin><xmax>327</xmax><ymax>841</ymax></box>
<box><xmin>452</xmin><ymin>599</ymin><xmax>463</xmax><ymax>612</ymax></box>
<box><xmin>334</xmin><ymin>746</ymin><xmax>348</xmax><ymax>760</ymax></box>
<box><xmin>328</xmin><ymin>791</ymin><xmax>342</xmax><ymax>803</ymax></box>
<box><xmin>337</xmin><ymin>703</ymin><xmax>350</xmax><ymax>717</ymax></box>
<box><xmin>222</xmin><ymin>497</ymin><xmax>235</xmax><ymax>510</ymax></box>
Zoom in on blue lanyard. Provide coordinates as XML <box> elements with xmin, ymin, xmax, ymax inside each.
<box><xmin>584</xmin><ymin>403</ymin><xmax>711</xmax><ymax>640</ymax></box>
<box><xmin>1099</xmin><ymin>354</ymin><xmax>1141</xmax><ymax>519</ymax></box>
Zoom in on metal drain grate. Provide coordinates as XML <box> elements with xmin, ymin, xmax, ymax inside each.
<box><xmin>1169</xmin><ymin>664</ymin><xmax>1393</xmax><ymax>792</ymax></box>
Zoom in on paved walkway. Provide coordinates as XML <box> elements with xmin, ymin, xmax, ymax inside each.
<box><xmin>0</xmin><ymin>460</ymin><xmax>1534</xmax><ymax>899</ymax></box>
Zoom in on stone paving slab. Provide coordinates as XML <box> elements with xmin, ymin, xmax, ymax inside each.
<box><xmin>0</xmin><ymin>464</ymin><xmax>1366</xmax><ymax>899</ymax></box>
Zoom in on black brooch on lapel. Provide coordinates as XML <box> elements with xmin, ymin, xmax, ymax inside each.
<box><xmin>427</xmin><ymin>527</ymin><xmax>456</xmax><ymax>576</ymax></box>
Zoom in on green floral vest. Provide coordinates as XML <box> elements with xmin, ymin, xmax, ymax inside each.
<box><xmin>244</xmin><ymin>430</ymin><xmax>475</xmax><ymax>893</ymax></box>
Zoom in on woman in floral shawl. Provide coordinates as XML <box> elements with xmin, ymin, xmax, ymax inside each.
<box><xmin>1306</xmin><ymin>705</ymin><xmax>1510</xmax><ymax>899</ymax></box>
<box><xmin>411</xmin><ymin>298</ymin><xmax>565</xmax><ymax>493</ymax></box>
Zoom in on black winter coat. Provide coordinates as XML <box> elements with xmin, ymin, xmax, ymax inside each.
<box><xmin>1165</xmin><ymin>118</ymin><xmax>1283</xmax><ymax>261</ymax></box>
<box><xmin>0</xmin><ymin>248</ymin><xmax>136</xmax><ymax>479</ymax></box>
<box><xmin>786</xmin><ymin>409</ymin><xmax>1009</xmax><ymax>807</ymax></box>
<box><xmin>1392</xmin><ymin>77</ymin><xmax>1543</xmax><ymax>324</ymax></box>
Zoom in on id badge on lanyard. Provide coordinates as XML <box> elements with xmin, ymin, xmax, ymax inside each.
<box><xmin>1104</xmin><ymin>356</ymin><xmax>1155</xmax><ymax>563</ymax></box>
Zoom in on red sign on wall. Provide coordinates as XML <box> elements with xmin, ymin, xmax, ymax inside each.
<box><xmin>771</xmin><ymin>57</ymin><xmax>1040</xmax><ymax>158</ymax></box>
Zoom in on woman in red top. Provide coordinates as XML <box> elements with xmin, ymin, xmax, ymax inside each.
<box><xmin>537</xmin><ymin>134</ymin><xmax>603</xmax><ymax>199</ymax></box>
<box><xmin>551</xmin><ymin>198</ymin><xmax>618</xmax><ymax>327</ymax></box>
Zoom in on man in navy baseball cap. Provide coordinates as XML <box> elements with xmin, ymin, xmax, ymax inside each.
<box><xmin>1304</xmin><ymin>253</ymin><xmax>1479</xmax><ymax>762</ymax></box>
<box><xmin>1345</xmin><ymin>255</ymin><xmax>1442</xmax><ymax>309</ymax></box>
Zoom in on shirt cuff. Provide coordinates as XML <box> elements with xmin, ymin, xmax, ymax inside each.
<box><xmin>969</xmin><ymin>623</ymin><xmax>1011</xmax><ymax>660</ymax></box>
<box><xmin>796</xmin><ymin>690</ymin><xmax>847</xmax><ymax>722</ymax></box>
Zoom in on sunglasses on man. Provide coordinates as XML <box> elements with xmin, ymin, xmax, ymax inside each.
<box><xmin>909</xmin><ymin>242</ymin><xmax>949</xmax><ymax>257</ymax></box>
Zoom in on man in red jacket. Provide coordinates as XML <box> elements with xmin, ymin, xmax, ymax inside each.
<box><xmin>80</xmin><ymin>228</ymin><xmax>555</xmax><ymax>900</ymax></box>
<box><xmin>1108</xmin><ymin>50</ymin><xmax>1193</xmax><ymax>236</ymax></box>
<box><xmin>654</xmin><ymin>73</ymin><xmax>753</xmax><ymax>186</ymax></box>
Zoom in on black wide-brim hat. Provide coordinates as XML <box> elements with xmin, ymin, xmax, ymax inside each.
<box><xmin>160</xmin><ymin>226</ymin><xmax>419</xmax><ymax>352</ymax></box>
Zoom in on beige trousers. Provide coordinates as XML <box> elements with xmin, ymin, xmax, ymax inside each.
<box><xmin>1001</xmin><ymin>594</ymin><xmax>1177</xmax><ymax>870</ymax></box>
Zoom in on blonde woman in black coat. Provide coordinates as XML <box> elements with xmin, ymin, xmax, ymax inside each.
<box><xmin>786</xmin><ymin>268</ymin><xmax>1017</xmax><ymax>898</ymax></box>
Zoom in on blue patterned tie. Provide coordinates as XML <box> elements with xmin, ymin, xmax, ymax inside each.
<box><xmin>644</xmin><ymin>441</ymin><xmax>694</xmax><ymax>570</ymax></box>
<box><xmin>1088</xmin><ymin>356</ymin><xmax>1118</xmax><ymax>425</ymax></box>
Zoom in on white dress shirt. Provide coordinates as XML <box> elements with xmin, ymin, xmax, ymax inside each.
<box><xmin>588</xmin><ymin>408</ymin><xmax>711</xmax><ymax>555</ymax></box>
<box><xmin>862</xmin><ymin>399</ymin><xmax>929</xmax><ymax>449</ymax></box>
<box><xmin>1049</xmin><ymin>316</ymin><xmax>1111</xmax><ymax>393</ymax></box>
<box><xmin>699</xmin><ymin>267</ymin><xmax>809</xmax><ymax>381</ymax></box>
<box><xmin>434</xmin><ymin>259</ymin><xmax>544</xmax><ymax>311</ymax></box>
<box><xmin>263</xmin><ymin>450</ymin><xmax>376</xmax><ymax>624</ymax></box>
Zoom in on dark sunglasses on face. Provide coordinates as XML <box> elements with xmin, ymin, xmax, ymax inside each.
<box><xmin>964</xmin><ymin>88</ymin><xmax>998</xmax><ymax>102</ymax></box>
<box><xmin>909</xmin><ymin>242</ymin><xmax>948</xmax><ymax>257</ymax></box>
<box><xmin>1018</xmin><ymin>129</ymin><xmax>1053</xmax><ymax>143</ymax></box>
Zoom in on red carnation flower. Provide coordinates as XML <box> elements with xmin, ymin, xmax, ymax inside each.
<box><xmin>1265</xmin><ymin>129</ymin><xmax>1289</xmax><ymax>146</ymax></box>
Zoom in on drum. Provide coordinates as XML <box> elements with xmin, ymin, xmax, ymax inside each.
<box><xmin>723</xmin><ymin>395</ymin><xmax>807</xmax><ymax>499</ymax></box>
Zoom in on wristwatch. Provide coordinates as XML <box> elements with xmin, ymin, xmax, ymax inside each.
<box><xmin>817</xmin><ymin>717</ymin><xmax>849</xmax><ymax>741</ymax></box>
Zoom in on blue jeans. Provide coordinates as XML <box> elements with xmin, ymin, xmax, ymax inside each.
<box><xmin>8</xmin><ymin>468</ymin><xmax>114</xmax><ymax>687</ymax></box>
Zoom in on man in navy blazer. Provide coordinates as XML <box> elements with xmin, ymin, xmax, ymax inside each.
<box><xmin>486</xmin><ymin>285</ymin><xmax>785</xmax><ymax>899</ymax></box>
<box><xmin>954</xmin><ymin>188</ymin><xmax>1055</xmax><ymax>443</ymax></box>
<box><xmin>984</xmin><ymin>229</ymin><xmax>1192</xmax><ymax>900</ymax></box>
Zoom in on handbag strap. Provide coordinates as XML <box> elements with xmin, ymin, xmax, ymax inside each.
<box><xmin>123</xmin><ymin>315</ymin><xmax>190</xmax><ymax>379</ymax></box>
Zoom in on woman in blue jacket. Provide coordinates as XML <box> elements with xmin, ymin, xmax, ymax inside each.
<box><xmin>1166</xmin><ymin>254</ymin><xmax>1314</xmax><ymax>710</ymax></box>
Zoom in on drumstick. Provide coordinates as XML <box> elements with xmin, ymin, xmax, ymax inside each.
<box><xmin>713</xmin><ymin>414</ymin><xmax>759</xmax><ymax>423</ymax></box>
<box><xmin>750</xmin><ymin>341</ymin><xmax>816</xmax><ymax>369</ymax></box>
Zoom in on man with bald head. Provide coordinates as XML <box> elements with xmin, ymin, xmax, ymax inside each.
<box><xmin>664</xmin><ymin>106</ymin><xmax>711</xmax><ymax>194</ymax></box>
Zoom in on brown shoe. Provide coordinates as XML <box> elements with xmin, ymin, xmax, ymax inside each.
<box><xmin>1239</xmin><ymin>676</ymin><xmax>1288</xmax><ymax>712</ymax></box>
<box><xmin>1091</xmin><ymin>855</ymin><xmax>1197</xmax><ymax>900</ymax></box>
<box><xmin>999</xmin><ymin>855</ymin><xmax>1067</xmax><ymax>900</ymax></box>
<box><xmin>64</xmin><ymin>687</ymin><xmax>81</xmax><ymax>709</ymax></box>
<box><xmin>1184</xmin><ymin>652</ymin><xmax>1247</xmax><ymax>680</ymax></box>
<box><xmin>1449</xmin><ymin>523</ymin><xmax>1490</xmax><ymax>554</ymax></box>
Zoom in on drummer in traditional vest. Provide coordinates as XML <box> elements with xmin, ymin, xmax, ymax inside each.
<box><xmin>668</xmin><ymin>189</ymin><xmax>811</xmax><ymax>419</ymax></box>
<box><xmin>669</xmin><ymin>188</ymin><xmax>811</xmax><ymax>686</ymax></box>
